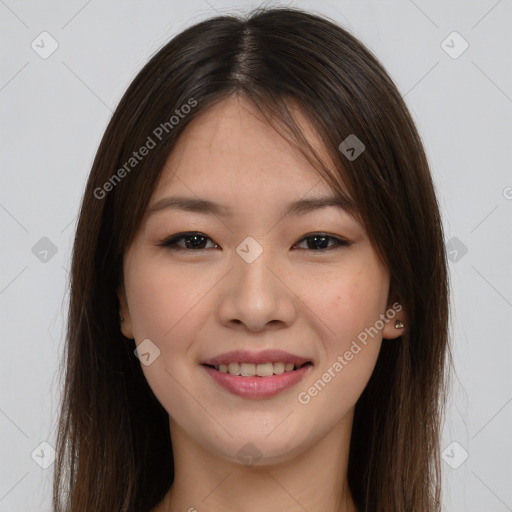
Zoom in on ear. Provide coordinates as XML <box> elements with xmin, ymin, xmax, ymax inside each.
<box><xmin>117</xmin><ymin>284</ymin><xmax>134</xmax><ymax>340</ymax></box>
<box><xmin>382</xmin><ymin>299</ymin><xmax>407</xmax><ymax>340</ymax></box>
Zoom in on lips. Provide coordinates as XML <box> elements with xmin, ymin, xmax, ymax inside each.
<box><xmin>201</xmin><ymin>349</ymin><xmax>311</xmax><ymax>367</ymax></box>
<box><xmin>201</xmin><ymin>349</ymin><xmax>313</xmax><ymax>399</ymax></box>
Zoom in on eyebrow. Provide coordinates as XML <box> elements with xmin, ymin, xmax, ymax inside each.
<box><xmin>146</xmin><ymin>194</ymin><xmax>355</xmax><ymax>219</ymax></box>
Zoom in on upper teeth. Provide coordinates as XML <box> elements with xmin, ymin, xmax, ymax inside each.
<box><xmin>216</xmin><ymin>362</ymin><xmax>297</xmax><ymax>376</ymax></box>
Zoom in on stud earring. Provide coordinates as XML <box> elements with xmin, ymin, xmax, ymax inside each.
<box><xmin>120</xmin><ymin>316</ymin><xmax>125</xmax><ymax>323</ymax></box>
<box><xmin>395</xmin><ymin>319</ymin><xmax>404</xmax><ymax>329</ymax></box>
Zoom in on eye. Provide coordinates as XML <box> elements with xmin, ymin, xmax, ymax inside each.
<box><xmin>293</xmin><ymin>233</ymin><xmax>350</xmax><ymax>251</ymax></box>
<box><xmin>158</xmin><ymin>232</ymin><xmax>350</xmax><ymax>252</ymax></box>
<box><xmin>158</xmin><ymin>232</ymin><xmax>219</xmax><ymax>250</ymax></box>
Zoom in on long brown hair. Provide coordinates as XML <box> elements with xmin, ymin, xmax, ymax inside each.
<box><xmin>53</xmin><ymin>7</ymin><xmax>450</xmax><ymax>512</ymax></box>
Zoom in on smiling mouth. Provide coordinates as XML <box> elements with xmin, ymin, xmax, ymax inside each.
<box><xmin>202</xmin><ymin>361</ymin><xmax>313</xmax><ymax>377</ymax></box>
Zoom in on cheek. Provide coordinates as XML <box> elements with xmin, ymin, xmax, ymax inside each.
<box><xmin>296</xmin><ymin>259</ymin><xmax>388</xmax><ymax>408</ymax></box>
<box><xmin>125</xmin><ymin>256</ymin><xmax>211</xmax><ymax>343</ymax></box>
<box><xmin>306</xmin><ymin>260</ymin><xmax>389</xmax><ymax>350</ymax></box>
<box><xmin>126</xmin><ymin>266</ymin><xmax>179</xmax><ymax>341</ymax></box>
<box><xmin>123</xmin><ymin>257</ymin><xmax>211</xmax><ymax>418</ymax></box>
<box><xmin>123</xmin><ymin>255</ymin><xmax>223</xmax><ymax>401</ymax></box>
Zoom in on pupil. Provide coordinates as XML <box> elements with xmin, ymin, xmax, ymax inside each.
<box><xmin>308</xmin><ymin>236</ymin><xmax>328</xmax><ymax>250</ymax></box>
<box><xmin>186</xmin><ymin>235</ymin><xmax>206</xmax><ymax>249</ymax></box>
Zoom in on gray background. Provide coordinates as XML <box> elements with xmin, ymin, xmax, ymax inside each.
<box><xmin>1</xmin><ymin>0</ymin><xmax>511</xmax><ymax>510</ymax></box>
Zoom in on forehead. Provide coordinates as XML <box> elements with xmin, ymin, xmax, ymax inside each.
<box><xmin>152</xmin><ymin>95</ymin><xmax>339</xmax><ymax>201</ymax></box>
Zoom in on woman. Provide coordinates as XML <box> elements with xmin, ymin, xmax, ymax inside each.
<box><xmin>53</xmin><ymin>6</ymin><xmax>450</xmax><ymax>512</ymax></box>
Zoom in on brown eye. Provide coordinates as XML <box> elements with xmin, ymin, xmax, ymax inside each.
<box><xmin>159</xmin><ymin>232</ymin><xmax>219</xmax><ymax>250</ymax></box>
<box><xmin>293</xmin><ymin>233</ymin><xmax>350</xmax><ymax>251</ymax></box>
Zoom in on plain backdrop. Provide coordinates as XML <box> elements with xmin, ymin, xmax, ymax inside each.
<box><xmin>1</xmin><ymin>1</ymin><xmax>511</xmax><ymax>510</ymax></box>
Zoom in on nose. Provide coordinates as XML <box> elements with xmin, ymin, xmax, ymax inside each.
<box><xmin>216</xmin><ymin>249</ymin><xmax>297</xmax><ymax>332</ymax></box>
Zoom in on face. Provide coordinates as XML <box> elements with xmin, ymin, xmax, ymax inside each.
<box><xmin>118</xmin><ymin>95</ymin><xmax>404</xmax><ymax>465</ymax></box>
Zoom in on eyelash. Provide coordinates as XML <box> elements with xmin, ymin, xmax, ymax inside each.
<box><xmin>157</xmin><ymin>231</ymin><xmax>351</xmax><ymax>252</ymax></box>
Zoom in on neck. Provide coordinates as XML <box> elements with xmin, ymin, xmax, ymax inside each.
<box><xmin>161</xmin><ymin>410</ymin><xmax>357</xmax><ymax>512</ymax></box>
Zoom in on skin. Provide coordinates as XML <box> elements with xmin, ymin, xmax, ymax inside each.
<box><xmin>118</xmin><ymin>95</ymin><xmax>406</xmax><ymax>512</ymax></box>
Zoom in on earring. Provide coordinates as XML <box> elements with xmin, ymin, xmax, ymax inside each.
<box><xmin>395</xmin><ymin>319</ymin><xmax>404</xmax><ymax>329</ymax></box>
<box><xmin>120</xmin><ymin>316</ymin><xmax>125</xmax><ymax>323</ymax></box>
